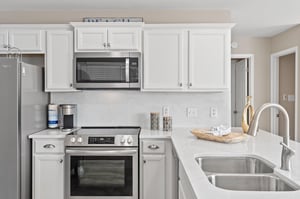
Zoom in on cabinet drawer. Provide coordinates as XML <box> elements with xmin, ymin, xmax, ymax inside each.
<box><xmin>34</xmin><ymin>140</ymin><xmax>64</xmax><ymax>154</ymax></box>
<box><xmin>142</xmin><ymin>140</ymin><xmax>165</xmax><ymax>154</ymax></box>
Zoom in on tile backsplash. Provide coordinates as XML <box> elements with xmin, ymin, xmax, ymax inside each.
<box><xmin>51</xmin><ymin>90</ymin><xmax>230</xmax><ymax>129</ymax></box>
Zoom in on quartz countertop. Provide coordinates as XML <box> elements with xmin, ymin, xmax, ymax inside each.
<box><xmin>140</xmin><ymin>128</ymin><xmax>300</xmax><ymax>199</ymax></box>
<box><xmin>28</xmin><ymin>127</ymin><xmax>80</xmax><ymax>139</ymax></box>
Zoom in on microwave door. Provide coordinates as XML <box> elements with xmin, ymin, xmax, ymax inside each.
<box><xmin>75</xmin><ymin>58</ymin><xmax>131</xmax><ymax>89</ymax></box>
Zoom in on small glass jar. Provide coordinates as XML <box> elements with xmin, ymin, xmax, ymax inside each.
<box><xmin>163</xmin><ymin>116</ymin><xmax>172</xmax><ymax>131</ymax></box>
<box><xmin>150</xmin><ymin>112</ymin><xmax>160</xmax><ymax>130</ymax></box>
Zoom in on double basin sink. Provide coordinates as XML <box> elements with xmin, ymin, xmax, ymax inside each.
<box><xmin>196</xmin><ymin>155</ymin><xmax>300</xmax><ymax>192</ymax></box>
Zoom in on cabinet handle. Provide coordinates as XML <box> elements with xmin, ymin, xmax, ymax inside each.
<box><xmin>179</xmin><ymin>83</ymin><xmax>183</xmax><ymax>87</ymax></box>
<box><xmin>107</xmin><ymin>43</ymin><xmax>111</xmax><ymax>48</ymax></box>
<box><xmin>70</xmin><ymin>83</ymin><xmax>73</xmax><ymax>87</ymax></box>
<box><xmin>3</xmin><ymin>44</ymin><xmax>10</xmax><ymax>48</ymax></box>
<box><xmin>148</xmin><ymin>144</ymin><xmax>159</xmax><ymax>150</ymax></box>
<box><xmin>43</xmin><ymin>144</ymin><xmax>55</xmax><ymax>149</ymax></box>
<box><xmin>103</xmin><ymin>43</ymin><xmax>107</xmax><ymax>48</ymax></box>
<box><xmin>59</xmin><ymin>159</ymin><xmax>63</xmax><ymax>163</ymax></box>
<box><xmin>189</xmin><ymin>83</ymin><xmax>192</xmax><ymax>87</ymax></box>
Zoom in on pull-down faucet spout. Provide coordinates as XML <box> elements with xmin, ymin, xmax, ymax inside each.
<box><xmin>248</xmin><ymin>103</ymin><xmax>295</xmax><ymax>171</ymax></box>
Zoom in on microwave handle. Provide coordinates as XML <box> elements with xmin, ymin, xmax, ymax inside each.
<box><xmin>125</xmin><ymin>58</ymin><xmax>130</xmax><ymax>82</ymax></box>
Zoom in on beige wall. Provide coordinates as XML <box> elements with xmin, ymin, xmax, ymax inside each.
<box><xmin>231</xmin><ymin>36</ymin><xmax>272</xmax><ymax>131</ymax></box>
<box><xmin>271</xmin><ymin>25</ymin><xmax>300</xmax><ymax>141</ymax></box>
<box><xmin>0</xmin><ymin>9</ymin><xmax>230</xmax><ymax>24</ymax></box>
<box><xmin>279</xmin><ymin>53</ymin><xmax>295</xmax><ymax>140</ymax></box>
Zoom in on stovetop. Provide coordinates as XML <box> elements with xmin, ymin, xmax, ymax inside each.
<box><xmin>65</xmin><ymin>126</ymin><xmax>140</xmax><ymax>147</ymax></box>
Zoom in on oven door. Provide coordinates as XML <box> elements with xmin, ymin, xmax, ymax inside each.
<box><xmin>66</xmin><ymin>147</ymin><xmax>138</xmax><ymax>199</ymax></box>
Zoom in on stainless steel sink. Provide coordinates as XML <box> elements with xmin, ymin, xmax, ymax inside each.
<box><xmin>196</xmin><ymin>155</ymin><xmax>274</xmax><ymax>174</ymax></box>
<box><xmin>208</xmin><ymin>174</ymin><xmax>299</xmax><ymax>191</ymax></box>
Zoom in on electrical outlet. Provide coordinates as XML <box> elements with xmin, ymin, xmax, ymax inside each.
<box><xmin>187</xmin><ymin>107</ymin><xmax>198</xmax><ymax>118</ymax></box>
<box><xmin>162</xmin><ymin>106</ymin><xmax>170</xmax><ymax>116</ymax></box>
<box><xmin>210</xmin><ymin>107</ymin><xmax>218</xmax><ymax>118</ymax></box>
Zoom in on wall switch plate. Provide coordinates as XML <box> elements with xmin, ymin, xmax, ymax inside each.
<box><xmin>187</xmin><ymin>107</ymin><xmax>198</xmax><ymax>118</ymax></box>
<box><xmin>162</xmin><ymin>106</ymin><xmax>170</xmax><ymax>116</ymax></box>
<box><xmin>210</xmin><ymin>107</ymin><xmax>218</xmax><ymax>118</ymax></box>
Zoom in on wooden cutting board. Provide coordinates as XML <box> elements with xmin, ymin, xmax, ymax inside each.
<box><xmin>191</xmin><ymin>129</ymin><xmax>248</xmax><ymax>144</ymax></box>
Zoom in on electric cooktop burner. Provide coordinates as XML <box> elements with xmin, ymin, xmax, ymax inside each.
<box><xmin>65</xmin><ymin>126</ymin><xmax>141</xmax><ymax>147</ymax></box>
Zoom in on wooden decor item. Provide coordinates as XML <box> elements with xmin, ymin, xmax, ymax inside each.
<box><xmin>191</xmin><ymin>129</ymin><xmax>248</xmax><ymax>144</ymax></box>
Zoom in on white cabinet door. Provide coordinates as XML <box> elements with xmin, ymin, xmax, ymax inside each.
<box><xmin>188</xmin><ymin>29</ymin><xmax>230</xmax><ymax>90</ymax></box>
<box><xmin>178</xmin><ymin>180</ymin><xmax>187</xmax><ymax>199</ymax></box>
<box><xmin>143</xmin><ymin>30</ymin><xmax>185</xmax><ymax>90</ymax></box>
<box><xmin>46</xmin><ymin>30</ymin><xmax>76</xmax><ymax>92</ymax></box>
<box><xmin>76</xmin><ymin>28</ymin><xmax>107</xmax><ymax>51</ymax></box>
<box><xmin>33</xmin><ymin>154</ymin><xmax>64</xmax><ymax>199</ymax></box>
<box><xmin>108</xmin><ymin>28</ymin><xmax>140</xmax><ymax>50</ymax></box>
<box><xmin>0</xmin><ymin>31</ymin><xmax>8</xmax><ymax>52</ymax></box>
<box><xmin>142</xmin><ymin>154</ymin><xmax>166</xmax><ymax>199</ymax></box>
<box><xmin>9</xmin><ymin>30</ymin><xmax>45</xmax><ymax>52</ymax></box>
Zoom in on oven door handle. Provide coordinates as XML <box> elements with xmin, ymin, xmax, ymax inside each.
<box><xmin>65</xmin><ymin>149</ymin><xmax>137</xmax><ymax>156</ymax></box>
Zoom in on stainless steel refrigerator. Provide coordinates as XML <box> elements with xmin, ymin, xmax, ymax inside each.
<box><xmin>0</xmin><ymin>58</ymin><xmax>48</xmax><ymax>199</ymax></box>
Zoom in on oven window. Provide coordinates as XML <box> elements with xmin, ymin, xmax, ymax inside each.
<box><xmin>76</xmin><ymin>58</ymin><xmax>127</xmax><ymax>83</ymax></box>
<box><xmin>70</xmin><ymin>156</ymin><xmax>133</xmax><ymax>196</ymax></box>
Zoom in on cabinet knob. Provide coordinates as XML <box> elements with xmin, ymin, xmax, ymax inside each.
<box><xmin>143</xmin><ymin>160</ymin><xmax>146</xmax><ymax>164</ymax></box>
<box><xmin>179</xmin><ymin>83</ymin><xmax>183</xmax><ymax>87</ymax></box>
<box><xmin>103</xmin><ymin>43</ymin><xmax>107</xmax><ymax>47</ymax></box>
<box><xmin>148</xmin><ymin>144</ymin><xmax>159</xmax><ymax>150</ymax></box>
<box><xmin>189</xmin><ymin>83</ymin><xmax>192</xmax><ymax>87</ymax></box>
<box><xmin>59</xmin><ymin>159</ymin><xmax>63</xmax><ymax>163</ymax></box>
<box><xmin>43</xmin><ymin>144</ymin><xmax>55</xmax><ymax>149</ymax></box>
<box><xmin>107</xmin><ymin>43</ymin><xmax>111</xmax><ymax>48</ymax></box>
<box><xmin>70</xmin><ymin>83</ymin><xmax>73</xmax><ymax>87</ymax></box>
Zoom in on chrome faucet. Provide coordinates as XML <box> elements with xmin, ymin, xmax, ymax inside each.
<box><xmin>248</xmin><ymin>103</ymin><xmax>295</xmax><ymax>171</ymax></box>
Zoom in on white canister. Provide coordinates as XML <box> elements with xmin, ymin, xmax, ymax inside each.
<box><xmin>48</xmin><ymin>104</ymin><xmax>58</xmax><ymax>128</ymax></box>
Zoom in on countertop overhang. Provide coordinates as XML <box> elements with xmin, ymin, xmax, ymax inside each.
<box><xmin>141</xmin><ymin>128</ymin><xmax>300</xmax><ymax>199</ymax></box>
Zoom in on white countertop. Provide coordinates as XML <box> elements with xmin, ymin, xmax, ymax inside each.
<box><xmin>141</xmin><ymin>128</ymin><xmax>300</xmax><ymax>199</ymax></box>
<box><xmin>140</xmin><ymin>129</ymin><xmax>172</xmax><ymax>139</ymax></box>
<box><xmin>28</xmin><ymin>128</ymin><xmax>80</xmax><ymax>139</ymax></box>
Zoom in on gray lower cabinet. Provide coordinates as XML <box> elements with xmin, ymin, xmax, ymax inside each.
<box><xmin>140</xmin><ymin>139</ymin><xmax>178</xmax><ymax>199</ymax></box>
<box><xmin>178</xmin><ymin>160</ymin><xmax>197</xmax><ymax>199</ymax></box>
<box><xmin>32</xmin><ymin>139</ymin><xmax>65</xmax><ymax>199</ymax></box>
<box><xmin>142</xmin><ymin>154</ymin><xmax>166</xmax><ymax>199</ymax></box>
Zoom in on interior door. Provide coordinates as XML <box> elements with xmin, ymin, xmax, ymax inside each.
<box><xmin>231</xmin><ymin>59</ymin><xmax>248</xmax><ymax>127</ymax></box>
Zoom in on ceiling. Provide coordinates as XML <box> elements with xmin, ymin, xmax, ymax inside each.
<box><xmin>1</xmin><ymin>0</ymin><xmax>300</xmax><ymax>37</ymax></box>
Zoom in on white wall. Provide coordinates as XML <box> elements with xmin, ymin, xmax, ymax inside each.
<box><xmin>51</xmin><ymin>91</ymin><xmax>230</xmax><ymax>129</ymax></box>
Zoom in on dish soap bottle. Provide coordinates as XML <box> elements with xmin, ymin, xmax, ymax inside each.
<box><xmin>242</xmin><ymin>96</ymin><xmax>255</xmax><ymax>134</ymax></box>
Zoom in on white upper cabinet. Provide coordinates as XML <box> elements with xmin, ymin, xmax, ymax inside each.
<box><xmin>188</xmin><ymin>29</ymin><xmax>230</xmax><ymax>90</ymax></box>
<box><xmin>9</xmin><ymin>30</ymin><xmax>45</xmax><ymax>52</ymax></box>
<box><xmin>108</xmin><ymin>28</ymin><xmax>140</xmax><ymax>50</ymax></box>
<box><xmin>72</xmin><ymin>22</ymin><xmax>143</xmax><ymax>52</ymax></box>
<box><xmin>76</xmin><ymin>28</ymin><xmax>107</xmax><ymax>51</ymax></box>
<box><xmin>45</xmin><ymin>30</ymin><xmax>76</xmax><ymax>92</ymax></box>
<box><xmin>143</xmin><ymin>29</ymin><xmax>185</xmax><ymax>90</ymax></box>
<box><xmin>0</xmin><ymin>29</ymin><xmax>45</xmax><ymax>53</ymax></box>
<box><xmin>142</xmin><ymin>24</ymin><xmax>233</xmax><ymax>92</ymax></box>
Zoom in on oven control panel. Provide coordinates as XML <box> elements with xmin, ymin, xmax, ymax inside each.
<box><xmin>65</xmin><ymin>135</ymin><xmax>138</xmax><ymax>146</ymax></box>
<box><xmin>88</xmin><ymin>137</ymin><xmax>115</xmax><ymax>144</ymax></box>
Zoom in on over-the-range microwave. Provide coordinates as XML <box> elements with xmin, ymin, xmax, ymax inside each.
<box><xmin>74</xmin><ymin>52</ymin><xmax>141</xmax><ymax>89</ymax></box>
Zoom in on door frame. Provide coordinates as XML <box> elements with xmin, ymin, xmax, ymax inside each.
<box><xmin>270</xmin><ymin>47</ymin><xmax>298</xmax><ymax>141</ymax></box>
<box><xmin>231</xmin><ymin>54</ymin><xmax>255</xmax><ymax>105</ymax></box>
